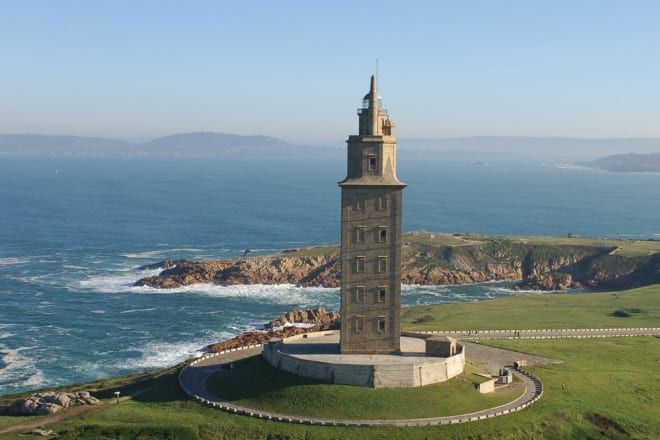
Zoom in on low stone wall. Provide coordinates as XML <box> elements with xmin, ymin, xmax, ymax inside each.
<box><xmin>262</xmin><ymin>338</ymin><xmax>374</xmax><ymax>387</ymax></box>
<box><xmin>406</xmin><ymin>327</ymin><xmax>660</xmax><ymax>340</ymax></box>
<box><xmin>262</xmin><ymin>332</ymin><xmax>465</xmax><ymax>389</ymax></box>
<box><xmin>478</xmin><ymin>379</ymin><xmax>495</xmax><ymax>394</ymax></box>
<box><xmin>177</xmin><ymin>332</ymin><xmax>546</xmax><ymax>427</ymax></box>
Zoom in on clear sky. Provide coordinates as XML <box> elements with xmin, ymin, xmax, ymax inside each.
<box><xmin>2</xmin><ymin>0</ymin><xmax>660</xmax><ymax>144</ymax></box>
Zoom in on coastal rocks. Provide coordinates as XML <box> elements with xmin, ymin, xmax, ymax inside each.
<box><xmin>135</xmin><ymin>260</ymin><xmax>185</xmax><ymax>271</ymax></box>
<box><xmin>265</xmin><ymin>307</ymin><xmax>340</xmax><ymax>330</ymax></box>
<box><xmin>401</xmin><ymin>264</ymin><xmax>522</xmax><ymax>285</ymax></box>
<box><xmin>514</xmin><ymin>273</ymin><xmax>579</xmax><ymax>291</ymax></box>
<box><xmin>1</xmin><ymin>391</ymin><xmax>100</xmax><ymax>416</ymax></box>
<box><xmin>134</xmin><ymin>255</ymin><xmax>340</xmax><ymax>289</ymax></box>
<box><xmin>206</xmin><ymin>307</ymin><xmax>340</xmax><ymax>353</ymax></box>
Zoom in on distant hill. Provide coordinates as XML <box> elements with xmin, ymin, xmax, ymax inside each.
<box><xmin>3</xmin><ymin>132</ymin><xmax>660</xmax><ymax>161</ymax></box>
<box><xmin>576</xmin><ymin>152</ymin><xmax>660</xmax><ymax>173</ymax></box>
<box><xmin>0</xmin><ymin>132</ymin><xmax>340</xmax><ymax>158</ymax></box>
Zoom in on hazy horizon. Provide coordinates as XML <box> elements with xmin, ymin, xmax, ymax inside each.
<box><xmin>2</xmin><ymin>1</ymin><xmax>660</xmax><ymax>150</ymax></box>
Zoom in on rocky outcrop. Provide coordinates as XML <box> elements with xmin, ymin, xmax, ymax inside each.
<box><xmin>205</xmin><ymin>307</ymin><xmax>340</xmax><ymax>353</ymax></box>
<box><xmin>1</xmin><ymin>391</ymin><xmax>100</xmax><ymax>416</ymax></box>
<box><xmin>265</xmin><ymin>307</ymin><xmax>340</xmax><ymax>330</ymax></box>
<box><xmin>134</xmin><ymin>238</ymin><xmax>660</xmax><ymax>291</ymax></box>
<box><xmin>514</xmin><ymin>273</ymin><xmax>579</xmax><ymax>291</ymax></box>
<box><xmin>135</xmin><ymin>255</ymin><xmax>339</xmax><ymax>288</ymax></box>
<box><xmin>401</xmin><ymin>264</ymin><xmax>522</xmax><ymax>285</ymax></box>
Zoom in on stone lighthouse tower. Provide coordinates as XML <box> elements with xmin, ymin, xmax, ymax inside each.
<box><xmin>339</xmin><ymin>75</ymin><xmax>406</xmax><ymax>354</ymax></box>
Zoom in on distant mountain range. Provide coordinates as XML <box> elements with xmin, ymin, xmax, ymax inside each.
<box><xmin>2</xmin><ymin>132</ymin><xmax>660</xmax><ymax>161</ymax></box>
<box><xmin>0</xmin><ymin>132</ymin><xmax>338</xmax><ymax>158</ymax></box>
<box><xmin>577</xmin><ymin>152</ymin><xmax>660</xmax><ymax>173</ymax></box>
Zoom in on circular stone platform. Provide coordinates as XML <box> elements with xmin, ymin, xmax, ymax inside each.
<box><xmin>262</xmin><ymin>331</ymin><xmax>465</xmax><ymax>388</ymax></box>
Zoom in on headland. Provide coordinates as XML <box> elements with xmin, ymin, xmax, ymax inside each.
<box><xmin>135</xmin><ymin>232</ymin><xmax>660</xmax><ymax>292</ymax></box>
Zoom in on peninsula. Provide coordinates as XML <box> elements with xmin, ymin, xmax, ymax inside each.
<box><xmin>135</xmin><ymin>232</ymin><xmax>660</xmax><ymax>291</ymax></box>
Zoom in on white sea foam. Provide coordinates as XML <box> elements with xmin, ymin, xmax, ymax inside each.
<box><xmin>132</xmin><ymin>283</ymin><xmax>339</xmax><ymax>307</ymax></box>
<box><xmin>0</xmin><ymin>257</ymin><xmax>31</xmax><ymax>266</ymax></box>
<box><xmin>268</xmin><ymin>322</ymin><xmax>317</xmax><ymax>332</ymax></box>
<box><xmin>90</xmin><ymin>310</ymin><xmax>106</xmax><ymax>314</ymax></box>
<box><xmin>121</xmin><ymin>250</ymin><xmax>168</xmax><ymax>259</ymax></box>
<box><xmin>117</xmin><ymin>336</ymin><xmax>233</xmax><ymax>371</ymax></box>
<box><xmin>63</xmin><ymin>264</ymin><xmax>89</xmax><ymax>270</ymax></box>
<box><xmin>168</xmin><ymin>248</ymin><xmax>204</xmax><ymax>253</ymax></box>
<box><xmin>76</xmin><ymin>269</ymin><xmax>163</xmax><ymax>293</ymax></box>
<box><xmin>121</xmin><ymin>248</ymin><xmax>205</xmax><ymax>259</ymax></box>
<box><xmin>0</xmin><ymin>345</ymin><xmax>46</xmax><ymax>392</ymax></box>
<box><xmin>119</xmin><ymin>307</ymin><xmax>157</xmax><ymax>314</ymax></box>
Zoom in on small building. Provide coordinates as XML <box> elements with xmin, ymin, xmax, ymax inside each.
<box><xmin>425</xmin><ymin>335</ymin><xmax>459</xmax><ymax>357</ymax></box>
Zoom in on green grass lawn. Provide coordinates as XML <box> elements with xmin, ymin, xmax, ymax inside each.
<box><xmin>3</xmin><ymin>337</ymin><xmax>658</xmax><ymax>440</ymax></box>
<box><xmin>3</xmin><ymin>283</ymin><xmax>660</xmax><ymax>439</ymax></box>
<box><xmin>402</xmin><ymin>284</ymin><xmax>660</xmax><ymax>331</ymax></box>
<box><xmin>205</xmin><ymin>357</ymin><xmax>522</xmax><ymax>420</ymax></box>
<box><xmin>447</xmin><ymin>234</ymin><xmax>660</xmax><ymax>257</ymax></box>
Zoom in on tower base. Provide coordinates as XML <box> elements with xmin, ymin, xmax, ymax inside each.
<box><xmin>262</xmin><ymin>331</ymin><xmax>465</xmax><ymax>389</ymax></box>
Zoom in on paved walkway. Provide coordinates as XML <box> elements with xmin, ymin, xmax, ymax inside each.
<box><xmin>179</xmin><ymin>341</ymin><xmax>546</xmax><ymax>426</ymax></box>
<box><xmin>179</xmin><ymin>328</ymin><xmax>658</xmax><ymax>427</ymax></box>
<box><xmin>409</xmin><ymin>327</ymin><xmax>660</xmax><ymax>340</ymax></box>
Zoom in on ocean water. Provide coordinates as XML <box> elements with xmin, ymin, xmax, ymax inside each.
<box><xmin>1</xmin><ymin>156</ymin><xmax>659</xmax><ymax>395</ymax></box>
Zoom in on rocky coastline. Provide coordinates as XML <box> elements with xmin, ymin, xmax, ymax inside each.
<box><xmin>205</xmin><ymin>307</ymin><xmax>340</xmax><ymax>353</ymax></box>
<box><xmin>134</xmin><ymin>235</ymin><xmax>660</xmax><ymax>291</ymax></box>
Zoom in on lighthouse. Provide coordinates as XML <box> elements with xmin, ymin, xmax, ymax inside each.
<box><xmin>338</xmin><ymin>75</ymin><xmax>406</xmax><ymax>354</ymax></box>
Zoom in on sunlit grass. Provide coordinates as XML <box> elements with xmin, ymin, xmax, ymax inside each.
<box><xmin>402</xmin><ymin>284</ymin><xmax>660</xmax><ymax>331</ymax></box>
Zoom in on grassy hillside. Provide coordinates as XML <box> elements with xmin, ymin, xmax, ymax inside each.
<box><xmin>2</xmin><ymin>338</ymin><xmax>657</xmax><ymax>439</ymax></box>
<box><xmin>402</xmin><ymin>284</ymin><xmax>660</xmax><ymax>331</ymax></box>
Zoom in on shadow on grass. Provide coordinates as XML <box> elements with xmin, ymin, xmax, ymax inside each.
<box><xmin>94</xmin><ymin>367</ymin><xmax>192</xmax><ymax>404</ymax></box>
<box><xmin>207</xmin><ymin>357</ymin><xmax>322</xmax><ymax>402</ymax></box>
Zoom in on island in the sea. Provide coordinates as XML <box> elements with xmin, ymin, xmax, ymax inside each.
<box><xmin>577</xmin><ymin>152</ymin><xmax>660</xmax><ymax>173</ymax></box>
<box><xmin>135</xmin><ymin>232</ymin><xmax>660</xmax><ymax>292</ymax></box>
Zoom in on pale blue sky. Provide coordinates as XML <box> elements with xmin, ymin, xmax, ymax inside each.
<box><xmin>2</xmin><ymin>0</ymin><xmax>660</xmax><ymax>144</ymax></box>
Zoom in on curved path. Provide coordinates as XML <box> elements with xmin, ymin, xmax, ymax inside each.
<box><xmin>179</xmin><ymin>327</ymin><xmax>658</xmax><ymax>427</ymax></box>
<box><xmin>179</xmin><ymin>342</ymin><xmax>544</xmax><ymax>427</ymax></box>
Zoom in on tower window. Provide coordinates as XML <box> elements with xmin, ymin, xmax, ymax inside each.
<box><xmin>355</xmin><ymin>227</ymin><xmax>366</xmax><ymax>243</ymax></box>
<box><xmin>354</xmin><ymin>200</ymin><xmax>364</xmax><ymax>211</ymax></box>
<box><xmin>377</xmin><ymin>318</ymin><xmax>387</xmax><ymax>333</ymax></box>
<box><xmin>377</xmin><ymin>287</ymin><xmax>387</xmax><ymax>303</ymax></box>
<box><xmin>379</xmin><ymin>228</ymin><xmax>387</xmax><ymax>243</ymax></box>
<box><xmin>355</xmin><ymin>286</ymin><xmax>365</xmax><ymax>303</ymax></box>
<box><xmin>355</xmin><ymin>256</ymin><xmax>366</xmax><ymax>273</ymax></box>
<box><xmin>378</xmin><ymin>256</ymin><xmax>387</xmax><ymax>273</ymax></box>
<box><xmin>368</xmin><ymin>156</ymin><xmax>377</xmax><ymax>171</ymax></box>
<box><xmin>377</xmin><ymin>196</ymin><xmax>388</xmax><ymax>211</ymax></box>
<box><xmin>355</xmin><ymin>317</ymin><xmax>365</xmax><ymax>333</ymax></box>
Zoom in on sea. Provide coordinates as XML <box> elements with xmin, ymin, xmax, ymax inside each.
<box><xmin>1</xmin><ymin>156</ymin><xmax>659</xmax><ymax>395</ymax></box>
